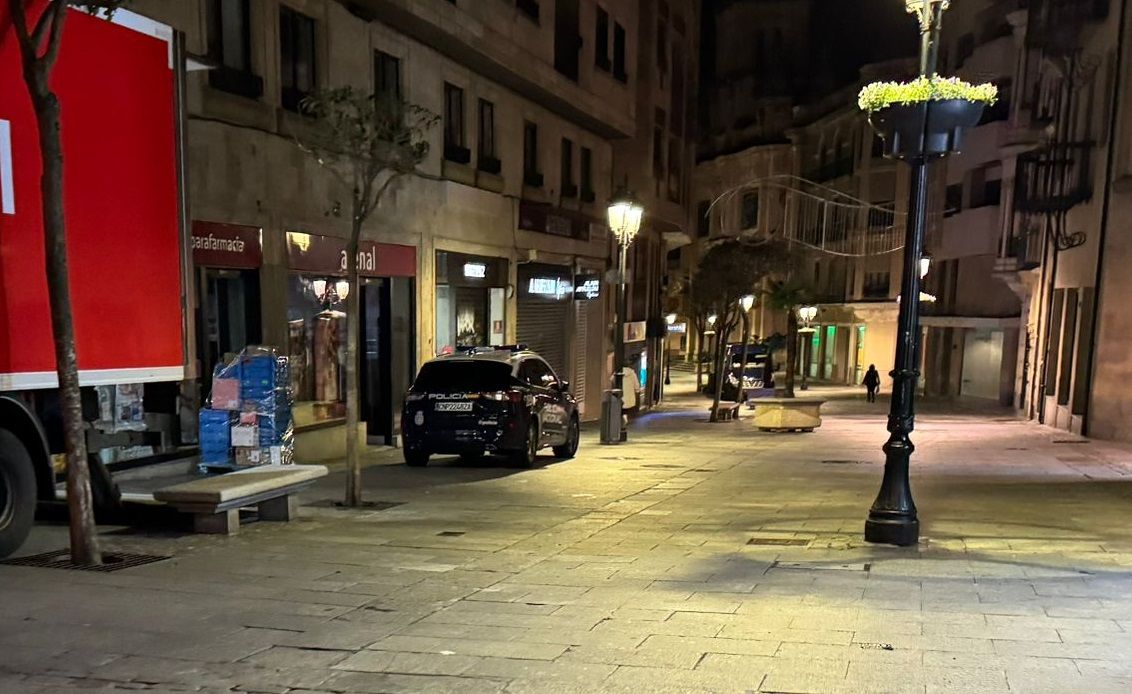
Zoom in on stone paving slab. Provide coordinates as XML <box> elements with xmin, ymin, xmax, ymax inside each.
<box><xmin>3</xmin><ymin>378</ymin><xmax>1132</xmax><ymax>692</ymax></box>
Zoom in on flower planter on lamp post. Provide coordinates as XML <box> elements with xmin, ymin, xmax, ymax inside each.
<box><xmin>857</xmin><ymin>0</ymin><xmax>997</xmax><ymax>547</ymax></box>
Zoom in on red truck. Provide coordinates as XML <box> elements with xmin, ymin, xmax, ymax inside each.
<box><xmin>0</xmin><ymin>8</ymin><xmax>188</xmax><ymax>556</ymax></box>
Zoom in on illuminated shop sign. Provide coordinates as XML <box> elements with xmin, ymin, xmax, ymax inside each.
<box><xmin>463</xmin><ymin>262</ymin><xmax>487</xmax><ymax>279</ymax></box>
<box><xmin>527</xmin><ymin>277</ymin><xmax>573</xmax><ymax>297</ymax></box>
<box><xmin>574</xmin><ymin>275</ymin><xmax>601</xmax><ymax>300</ymax></box>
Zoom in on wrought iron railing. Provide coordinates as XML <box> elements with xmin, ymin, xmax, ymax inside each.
<box><xmin>1013</xmin><ymin>141</ymin><xmax>1093</xmax><ymax>214</ymax></box>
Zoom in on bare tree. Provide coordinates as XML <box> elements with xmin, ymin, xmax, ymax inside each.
<box><xmin>8</xmin><ymin>0</ymin><xmax>125</xmax><ymax>565</ymax></box>
<box><xmin>295</xmin><ymin>87</ymin><xmax>436</xmax><ymax>507</ymax></box>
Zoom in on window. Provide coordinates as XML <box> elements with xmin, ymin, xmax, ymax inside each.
<box><xmin>443</xmin><ymin>83</ymin><xmax>470</xmax><ymax>164</ymax></box>
<box><xmin>580</xmin><ymin>147</ymin><xmax>594</xmax><ymax>202</ymax></box>
<box><xmin>523</xmin><ymin>121</ymin><xmax>542</xmax><ymax>187</ymax></box>
<box><xmin>740</xmin><ymin>192</ymin><xmax>759</xmax><ymax>229</ymax></box>
<box><xmin>516</xmin><ymin>0</ymin><xmax>540</xmax><ymax>22</ymax></box>
<box><xmin>652</xmin><ymin>108</ymin><xmax>665</xmax><ymax>183</ymax></box>
<box><xmin>667</xmin><ymin>137</ymin><xmax>681</xmax><ymax>202</ymax></box>
<box><xmin>656</xmin><ymin>19</ymin><xmax>668</xmax><ymax>79</ymax></box>
<box><xmin>944</xmin><ymin>183</ymin><xmax>963</xmax><ymax>217</ymax></box>
<box><xmin>478</xmin><ymin>100</ymin><xmax>499</xmax><ymax>174</ymax></box>
<box><xmin>207</xmin><ymin>0</ymin><xmax>262</xmax><ymax>98</ymax></box>
<box><xmin>613</xmin><ymin>22</ymin><xmax>627</xmax><ymax>82</ymax></box>
<box><xmin>696</xmin><ymin>201</ymin><xmax>711</xmax><ymax>237</ymax></box>
<box><xmin>375</xmin><ymin>51</ymin><xmax>401</xmax><ymax>100</ymax></box>
<box><xmin>595</xmin><ymin>7</ymin><xmax>611</xmax><ymax>70</ymax></box>
<box><xmin>956</xmin><ymin>33</ymin><xmax>975</xmax><ymax>67</ymax></box>
<box><xmin>561</xmin><ymin>138</ymin><xmax>577</xmax><ymax>198</ymax></box>
<box><xmin>670</xmin><ymin>42</ymin><xmax>685</xmax><ymax>135</ymax></box>
<box><xmin>279</xmin><ymin>6</ymin><xmax>317</xmax><ymax>112</ymax></box>
<box><xmin>522</xmin><ymin>359</ymin><xmax>557</xmax><ymax>389</ymax></box>
<box><xmin>981</xmin><ymin>178</ymin><xmax>1002</xmax><ymax>207</ymax></box>
<box><xmin>863</xmin><ymin>272</ymin><xmax>890</xmax><ymax>298</ymax></box>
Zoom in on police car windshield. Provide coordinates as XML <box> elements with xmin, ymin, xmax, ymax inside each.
<box><xmin>413</xmin><ymin>360</ymin><xmax>514</xmax><ymax>393</ymax></box>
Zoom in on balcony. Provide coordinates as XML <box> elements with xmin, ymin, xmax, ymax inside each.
<box><xmin>805</xmin><ymin>157</ymin><xmax>855</xmax><ymax>184</ymax></box>
<box><xmin>1014</xmin><ymin>142</ymin><xmax>1094</xmax><ymax>214</ymax></box>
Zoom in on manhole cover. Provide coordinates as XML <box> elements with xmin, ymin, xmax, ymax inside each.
<box><xmin>772</xmin><ymin>561</ymin><xmax>871</xmax><ymax>572</ymax></box>
<box><xmin>748</xmin><ymin>538</ymin><xmax>810</xmax><ymax>546</ymax></box>
<box><xmin>1</xmin><ymin>550</ymin><xmax>170</xmax><ymax>573</ymax></box>
<box><xmin>821</xmin><ymin>459</ymin><xmax>867</xmax><ymax>465</ymax></box>
<box><xmin>436</xmin><ymin>531</ymin><xmax>465</xmax><ymax>537</ymax></box>
<box><xmin>307</xmin><ymin>500</ymin><xmax>405</xmax><ymax>510</ymax></box>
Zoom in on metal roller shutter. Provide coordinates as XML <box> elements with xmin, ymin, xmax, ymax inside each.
<box><xmin>517</xmin><ymin>265</ymin><xmax>571</xmax><ymax>378</ymax></box>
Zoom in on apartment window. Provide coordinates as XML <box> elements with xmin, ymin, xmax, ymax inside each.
<box><xmin>443</xmin><ymin>83</ymin><xmax>470</xmax><ymax>164</ymax></box>
<box><xmin>478</xmin><ymin>100</ymin><xmax>500</xmax><ymax>174</ymax></box>
<box><xmin>207</xmin><ymin>0</ymin><xmax>262</xmax><ymax>98</ymax></box>
<box><xmin>280</xmin><ymin>6</ymin><xmax>317</xmax><ymax>112</ymax></box>
<box><xmin>561</xmin><ymin>138</ymin><xmax>577</xmax><ymax>198</ymax></box>
<box><xmin>670</xmin><ymin>43</ymin><xmax>685</xmax><ymax>135</ymax></box>
<box><xmin>517</xmin><ymin>0</ymin><xmax>540</xmax><ymax>23</ymax></box>
<box><xmin>523</xmin><ymin>121</ymin><xmax>542</xmax><ymax>187</ymax></box>
<box><xmin>740</xmin><ymin>192</ymin><xmax>759</xmax><ymax>229</ymax></box>
<box><xmin>863</xmin><ymin>272</ymin><xmax>890</xmax><ymax>298</ymax></box>
<box><xmin>956</xmin><ymin>33</ymin><xmax>975</xmax><ymax>67</ymax></box>
<box><xmin>696</xmin><ymin>201</ymin><xmax>711</xmax><ymax>237</ymax></box>
<box><xmin>612</xmin><ymin>22</ymin><xmax>627</xmax><ymax>82</ymax></box>
<box><xmin>375</xmin><ymin>51</ymin><xmax>401</xmax><ymax>99</ymax></box>
<box><xmin>580</xmin><ymin>147</ymin><xmax>594</xmax><ymax>202</ymax></box>
<box><xmin>980</xmin><ymin>178</ymin><xmax>1002</xmax><ymax>207</ymax></box>
<box><xmin>652</xmin><ymin>109</ymin><xmax>665</xmax><ymax>183</ymax></box>
<box><xmin>656</xmin><ymin>19</ymin><xmax>668</xmax><ymax>78</ymax></box>
<box><xmin>667</xmin><ymin>137</ymin><xmax>681</xmax><ymax>203</ymax></box>
<box><xmin>595</xmin><ymin>7</ymin><xmax>611</xmax><ymax>70</ymax></box>
<box><xmin>944</xmin><ymin>183</ymin><xmax>963</xmax><ymax>217</ymax></box>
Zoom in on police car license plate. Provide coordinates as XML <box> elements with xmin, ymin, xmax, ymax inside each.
<box><xmin>435</xmin><ymin>401</ymin><xmax>473</xmax><ymax>412</ymax></box>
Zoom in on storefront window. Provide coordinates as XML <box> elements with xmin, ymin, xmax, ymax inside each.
<box><xmin>287</xmin><ymin>274</ymin><xmax>347</xmax><ymax>421</ymax></box>
<box><xmin>435</xmin><ymin>251</ymin><xmax>507</xmax><ymax>355</ymax></box>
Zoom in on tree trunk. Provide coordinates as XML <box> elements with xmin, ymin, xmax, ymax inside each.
<box><xmin>735</xmin><ymin>312</ymin><xmax>750</xmax><ymax>404</ymax></box>
<box><xmin>709</xmin><ymin>312</ymin><xmax>732</xmax><ymax>422</ymax></box>
<box><xmin>784</xmin><ymin>310</ymin><xmax>798</xmax><ymax>398</ymax></box>
<box><xmin>343</xmin><ymin>216</ymin><xmax>362</xmax><ymax>507</ymax></box>
<box><xmin>30</xmin><ymin>79</ymin><xmax>101</xmax><ymax>564</ymax></box>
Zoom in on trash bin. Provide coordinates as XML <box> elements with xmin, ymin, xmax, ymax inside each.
<box><xmin>600</xmin><ymin>389</ymin><xmax>624</xmax><ymax>444</ymax></box>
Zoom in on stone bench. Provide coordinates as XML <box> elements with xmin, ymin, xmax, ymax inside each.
<box><xmin>752</xmin><ymin>399</ymin><xmax>825</xmax><ymax>433</ymax></box>
<box><xmin>709</xmin><ymin>403</ymin><xmax>742</xmax><ymax>421</ymax></box>
<box><xmin>154</xmin><ymin>465</ymin><xmax>328</xmax><ymax>535</ymax></box>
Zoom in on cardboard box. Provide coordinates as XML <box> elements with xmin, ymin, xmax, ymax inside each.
<box><xmin>231</xmin><ymin>424</ymin><xmax>259</xmax><ymax>447</ymax></box>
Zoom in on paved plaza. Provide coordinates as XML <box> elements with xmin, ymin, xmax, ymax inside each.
<box><xmin>2</xmin><ymin>376</ymin><xmax>1132</xmax><ymax>693</ymax></box>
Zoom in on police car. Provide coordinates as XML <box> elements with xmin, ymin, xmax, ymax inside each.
<box><xmin>400</xmin><ymin>345</ymin><xmax>580</xmax><ymax>467</ymax></box>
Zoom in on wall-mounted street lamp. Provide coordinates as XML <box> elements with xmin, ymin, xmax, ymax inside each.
<box><xmin>740</xmin><ymin>294</ymin><xmax>755</xmax><ymax>313</ymax></box>
<box><xmin>603</xmin><ymin>191</ymin><xmax>645</xmax><ymax>445</ymax></box>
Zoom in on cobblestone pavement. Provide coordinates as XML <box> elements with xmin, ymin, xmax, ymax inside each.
<box><xmin>3</xmin><ymin>375</ymin><xmax>1132</xmax><ymax>693</ymax></box>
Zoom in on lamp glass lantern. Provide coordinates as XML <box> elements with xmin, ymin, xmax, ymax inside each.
<box><xmin>335</xmin><ymin>279</ymin><xmax>350</xmax><ymax>302</ymax></box>
<box><xmin>919</xmin><ymin>253</ymin><xmax>932</xmax><ymax>280</ymax></box>
<box><xmin>665</xmin><ymin>313</ymin><xmax>678</xmax><ymax>325</ymax></box>
<box><xmin>740</xmin><ymin>294</ymin><xmax>755</xmax><ymax>312</ymax></box>
<box><xmin>707</xmin><ymin>313</ymin><xmax>718</xmax><ymax>328</ymax></box>
<box><xmin>607</xmin><ymin>194</ymin><xmax>644</xmax><ymax>246</ymax></box>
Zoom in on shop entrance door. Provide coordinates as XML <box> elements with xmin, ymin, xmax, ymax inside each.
<box><xmin>199</xmin><ymin>268</ymin><xmax>261</xmax><ymax>395</ymax></box>
<box><xmin>360</xmin><ymin>277</ymin><xmax>415</xmax><ymax>445</ymax></box>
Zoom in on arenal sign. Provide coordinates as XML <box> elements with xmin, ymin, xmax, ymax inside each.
<box><xmin>286</xmin><ymin>231</ymin><xmax>417</xmax><ymax>278</ymax></box>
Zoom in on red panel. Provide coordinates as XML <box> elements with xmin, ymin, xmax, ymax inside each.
<box><xmin>0</xmin><ymin>9</ymin><xmax>182</xmax><ymax>379</ymax></box>
<box><xmin>375</xmin><ymin>243</ymin><xmax>416</xmax><ymax>278</ymax></box>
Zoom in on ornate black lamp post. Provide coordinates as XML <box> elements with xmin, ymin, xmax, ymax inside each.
<box><xmin>797</xmin><ymin>306</ymin><xmax>817</xmax><ymax>391</ymax></box>
<box><xmin>604</xmin><ymin>192</ymin><xmax>644</xmax><ymax>444</ymax></box>
<box><xmin>863</xmin><ymin>0</ymin><xmax>986</xmax><ymax>546</ymax></box>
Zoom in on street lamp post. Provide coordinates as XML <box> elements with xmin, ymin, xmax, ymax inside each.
<box><xmin>735</xmin><ymin>295</ymin><xmax>755</xmax><ymax>403</ymax></box>
<box><xmin>865</xmin><ymin>0</ymin><xmax>949</xmax><ymax>546</ymax></box>
<box><xmin>797</xmin><ymin>305</ymin><xmax>817</xmax><ymax>391</ymax></box>
<box><xmin>605</xmin><ymin>192</ymin><xmax>644</xmax><ymax>444</ymax></box>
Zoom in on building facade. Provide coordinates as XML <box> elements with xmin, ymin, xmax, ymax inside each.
<box><xmin>125</xmin><ymin>0</ymin><xmax>680</xmax><ymax>458</ymax></box>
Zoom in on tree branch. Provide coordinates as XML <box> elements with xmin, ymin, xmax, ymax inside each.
<box><xmin>9</xmin><ymin>0</ymin><xmax>36</xmax><ymax>67</ymax></box>
<box><xmin>41</xmin><ymin>0</ymin><xmax>69</xmax><ymax>72</ymax></box>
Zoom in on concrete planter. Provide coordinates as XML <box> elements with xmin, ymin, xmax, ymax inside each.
<box><xmin>752</xmin><ymin>398</ymin><xmax>825</xmax><ymax>433</ymax></box>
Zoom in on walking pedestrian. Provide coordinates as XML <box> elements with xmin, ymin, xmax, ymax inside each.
<box><xmin>863</xmin><ymin>364</ymin><xmax>881</xmax><ymax>403</ymax></box>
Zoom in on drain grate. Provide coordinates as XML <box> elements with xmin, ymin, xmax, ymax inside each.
<box><xmin>308</xmin><ymin>500</ymin><xmax>405</xmax><ymax>511</ymax></box>
<box><xmin>1052</xmin><ymin>440</ymin><xmax>1089</xmax><ymax>445</ymax></box>
<box><xmin>640</xmin><ymin>464</ymin><xmax>684</xmax><ymax>469</ymax></box>
<box><xmin>748</xmin><ymin>537</ymin><xmax>810</xmax><ymax>547</ymax></box>
<box><xmin>436</xmin><ymin>531</ymin><xmax>465</xmax><ymax>537</ymax></box>
<box><xmin>821</xmin><ymin>459</ymin><xmax>867</xmax><ymax>465</ymax></box>
<box><xmin>773</xmin><ymin>560</ymin><xmax>871</xmax><ymax>572</ymax></box>
<box><xmin>1</xmin><ymin>549</ymin><xmax>169</xmax><ymax>573</ymax></box>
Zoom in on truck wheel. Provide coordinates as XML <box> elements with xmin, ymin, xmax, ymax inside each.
<box><xmin>0</xmin><ymin>430</ymin><xmax>37</xmax><ymax>559</ymax></box>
